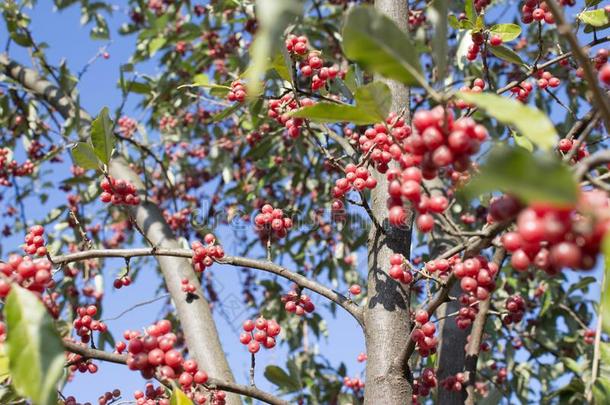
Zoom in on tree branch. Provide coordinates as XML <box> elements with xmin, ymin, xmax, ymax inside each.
<box><xmin>574</xmin><ymin>149</ymin><xmax>610</xmax><ymax>180</ymax></box>
<box><xmin>51</xmin><ymin>248</ymin><xmax>364</xmax><ymax>326</ymax></box>
<box><xmin>544</xmin><ymin>1</ymin><xmax>610</xmax><ymax>132</ymax></box>
<box><xmin>62</xmin><ymin>341</ymin><xmax>289</xmax><ymax>405</ymax></box>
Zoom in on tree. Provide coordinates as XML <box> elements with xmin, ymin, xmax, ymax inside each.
<box><xmin>0</xmin><ymin>0</ymin><xmax>609</xmax><ymax>404</ymax></box>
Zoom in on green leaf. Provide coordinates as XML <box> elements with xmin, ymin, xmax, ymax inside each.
<box><xmin>448</xmin><ymin>15</ymin><xmax>473</xmax><ymax>30</ymax></box>
<box><xmin>512</xmin><ymin>131</ymin><xmax>533</xmax><ymax>152</ymax></box>
<box><xmin>465</xmin><ymin>0</ymin><xmax>476</xmax><ymax>23</ymax></box>
<box><xmin>490</xmin><ymin>45</ymin><xmax>525</xmax><ymax>66</ymax></box>
<box><xmin>148</xmin><ymin>37</ymin><xmax>166</xmax><ymax>55</ymax></box>
<box><xmin>71</xmin><ymin>142</ymin><xmax>101</xmax><ymax>170</ymax></box>
<box><xmin>428</xmin><ymin>0</ymin><xmax>448</xmax><ymax>81</ymax></box>
<box><xmin>5</xmin><ymin>286</ymin><xmax>65</xmax><ymax>405</ymax></box>
<box><xmin>289</xmin><ymin>81</ymin><xmax>391</xmax><ymax>124</ymax></box>
<box><xmin>245</xmin><ymin>0</ymin><xmax>303</xmax><ymax>97</ymax></box>
<box><xmin>270</xmin><ymin>51</ymin><xmax>293</xmax><ymax>83</ymax></box>
<box><xmin>458</xmin><ymin>92</ymin><xmax>557</xmax><ymax>150</ymax></box>
<box><xmin>461</xmin><ymin>146</ymin><xmax>578</xmax><ymax>206</ymax></box>
<box><xmin>170</xmin><ymin>387</ymin><xmax>193</xmax><ymax>405</ymax></box>
<box><xmin>578</xmin><ymin>9</ymin><xmax>609</xmax><ymax>27</ymax></box>
<box><xmin>594</xmin><ymin>377</ymin><xmax>610</xmax><ymax>404</ymax></box>
<box><xmin>601</xmin><ymin>233</ymin><xmax>610</xmax><ymax>335</ymax></box>
<box><xmin>342</xmin><ymin>6</ymin><xmax>423</xmax><ymax>87</ymax></box>
<box><xmin>264</xmin><ymin>365</ymin><xmax>300</xmax><ymax>393</ymax></box>
<box><xmin>90</xmin><ymin>107</ymin><xmax>114</xmax><ymax>164</ymax></box>
<box><xmin>489</xmin><ymin>23</ymin><xmax>522</xmax><ymax>41</ymax></box>
<box><xmin>211</xmin><ymin>102</ymin><xmax>242</xmax><ymax>122</ymax></box>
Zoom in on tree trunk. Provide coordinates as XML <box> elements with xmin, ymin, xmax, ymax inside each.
<box><xmin>364</xmin><ymin>1</ymin><xmax>412</xmax><ymax>403</ymax></box>
<box><xmin>0</xmin><ymin>55</ymin><xmax>240</xmax><ymax>405</ymax></box>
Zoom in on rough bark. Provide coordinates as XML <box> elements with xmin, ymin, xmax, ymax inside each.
<box><xmin>0</xmin><ymin>54</ymin><xmax>240</xmax><ymax>405</ymax></box>
<box><xmin>363</xmin><ymin>1</ymin><xmax>412</xmax><ymax>404</ymax></box>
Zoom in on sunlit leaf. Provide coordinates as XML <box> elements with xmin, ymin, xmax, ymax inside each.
<box><xmin>5</xmin><ymin>286</ymin><xmax>65</xmax><ymax>405</ymax></box>
<box><xmin>90</xmin><ymin>106</ymin><xmax>115</xmax><ymax>164</ymax></box>
<box><xmin>71</xmin><ymin>142</ymin><xmax>101</xmax><ymax>170</ymax></box>
<box><xmin>578</xmin><ymin>9</ymin><xmax>609</xmax><ymax>27</ymax></box>
<box><xmin>489</xmin><ymin>23</ymin><xmax>521</xmax><ymax>41</ymax></box>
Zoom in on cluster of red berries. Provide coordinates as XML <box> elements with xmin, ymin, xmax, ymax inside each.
<box><xmin>74</xmin><ymin>305</ymin><xmax>108</xmax><ymax>343</ymax></box>
<box><xmin>456</xmin><ymin>78</ymin><xmax>485</xmax><ymax>109</ymax></box>
<box><xmin>113</xmin><ymin>274</ymin><xmax>132</xmax><ymax>289</ymax></box>
<box><xmin>351</xmin><ymin>113</ymin><xmax>411</xmax><ymax>172</ymax></box>
<box><xmin>453</xmin><ymin>256</ymin><xmax>499</xmax><ymax>329</ymax></box>
<box><xmin>356</xmin><ymin>352</ymin><xmax>367</xmax><ymax>362</ymax></box>
<box><xmin>67</xmin><ymin>354</ymin><xmax>99</xmax><ymax>377</ymax></box>
<box><xmin>332</xmin><ymin>164</ymin><xmax>377</xmax><ymax>198</ymax></box>
<box><xmin>163</xmin><ymin>208</ymin><xmax>191</xmax><ymax>231</ymax></box>
<box><xmin>503</xmin><ymin>294</ymin><xmax>526</xmax><ymax>325</ymax></box>
<box><xmin>466</xmin><ymin>32</ymin><xmax>485</xmax><ymax>61</ymax></box>
<box><xmin>191</xmin><ymin>233</ymin><xmax>225</xmax><ymax>272</ymax></box>
<box><xmin>267</xmin><ymin>94</ymin><xmax>314</xmax><ymax>138</ymax></box>
<box><xmin>0</xmin><ymin>148</ymin><xmax>35</xmax><ymax>187</ymax></box>
<box><xmin>181</xmin><ymin>278</ymin><xmax>197</xmax><ymax>293</ymax></box>
<box><xmin>100</xmin><ymin>177</ymin><xmax>140</xmax><ymax>206</ymax></box>
<box><xmin>423</xmin><ymin>257</ymin><xmax>452</xmax><ymax>276</ymax></box>
<box><xmin>0</xmin><ymin>254</ymin><xmax>53</xmax><ymax>296</ymax></box>
<box><xmin>118</xmin><ymin>116</ymin><xmax>137</xmax><ymax>138</ymax></box>
<box><xmin>285</xmin><ymin>34</ymin><xmax>308</xmax><ymax>55</ymax></box>
<box><xmin>281</xmin><ymin>288</ymin><xmax>315</xmax><ymax>316</ymax></box>
<box><xmin>285</xmin><ymin>35</ymin><xmax>341</xmax><ymax>91</ymax></box>
<box><xmin>411</xmin><ymin>310</ymin><xmax>438</xmax><ymax>357</ymax></box>
<box><xmin>254</xmin><ymin>204</ymin><xmax>293</xmax><ymax>240</ymax></box>
<box><xmin>440</xmin><ymin>373</ymin><xmax>466</xmax><ymax>393</ymax></box>
<box><xmin>343</xmin><ymin>376</ymin><xmax>365</xmax><ymax>393</ymax></box>
<box><xmin>413</xmin><ymin>368</ymin><xmax>437</xmax><ymax>400</ymax></box>
<box><xmin>133</xmin><ymin>384</ymin><xmax>169</xmax><ymax>405</ymax></box>
<box><xmin>121</xmin><ymin>320</ymin><xmax>210</xmax><ymax>394</ymax></box>
<box><xmin>227</xmin><ymin>80</ymin><xmax>246</xmax><ymax>103</ymax></box>
<box><xmin>520</xmin><ymin>1</ymin><xmax>574</xmax><ymax>24</ymax></box>
<box><xmin>584</xmin><ymin>328</ymin><xmax>596</xmax><ymax>345</ymax></box>
<box><xmin>502</xmin><ymin>191</ymin><xmax>610</xmax><ymax>274</ymax></box>
<box><xmin>535</xmin><ymin>70</ymin><xmax>561</xmax><ymax>89</ymax></box>
<box><xmin>239</xmin><ymin>317</ymin><xmax>281</xmax><ymax>353</ymax></box>
<box><xmin>474</xmin><ymin>0</ymin><xmax>491</xmax><ymax>12</ymax></box>
<box><xmin>63</xmin><ymin>389</ymin><xmax>121</xmax><ymax>405</ymax></box>
<box><xmin>388</xmin><ymin>253</ymin><xmax>414</xmax><ymax>284</ymax></box>
<box><xmin>557</xmin><ymin>138</ymin><xmax>588</xmax><ymax>161</ymax></box>
<box><xmin>509</xmin><ymin>80</ymin><xmax>534</xmax><ymax>102</ymax></box>
<box><xmin>23</xmin><ymin>225</ymin><xmax>47</xmax><ymax>257</ymax></box>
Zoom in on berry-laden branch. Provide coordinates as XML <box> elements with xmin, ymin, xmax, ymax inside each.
<box><xmin>51</xmin><ymin>248</ymin><xmax>364</xmax><ymax>326</ymax></box>
<box><xmin>393</xmin><ymin>220</ymin><xmax>509</xmax><ymax>373</ymax></box>
<box><xmin>574</xmin><ymin>149</ymin><xmax>610</xmax><ymax>180</ymax></box>
<box><xmin>462</xmin><ymin>248</ymin><xmax>506</xmax><ymax>405</ymax></box>
<box><xmin>0</xmin><ymin>53</ymin><xmax>239</xmax><ymax>404</ymax></box>
<box><xmin>544</xmin><ymin>0</ymin><xmax>610</xmax><ymax>132</ymax></box>
<box><xmin>61</xmin><ymin>341</ymin><xmax>289</xmax><ymax>405</ymax></box>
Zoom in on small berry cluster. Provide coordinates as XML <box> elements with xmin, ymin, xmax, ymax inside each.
<box><xmin>388</xmin><ymin>253</ymin><xmax>414</xmax><ymax>284</ymax></box>
<box><xmin>520</xmin><ymin>1</ymin><xmax>574</xmax><ymax>24</ymax></box>
<box><xmin>535</xmin><ymin>70</ymin><xmax>561</xmax><ymax>89</ymax></box>
<box><xmin>440</xmin><ymin>373</ymin><xmax>466</xmax><ymax>392</ymax></box>
<box><xmin>413</xmin><ymin>368</ymin><xmax>437</xmax><ymax>400</ymax></box>
<box><xmin>191</xmin><ymin>233</ymin><xmax>225</xmax><ymax>272</ymax></box>
<box><xmin>239</xmin><ymin>317</ymin><xmax>281</xmax><ymax>353</ymax></box>
<box><xmin>118</xmin><ymin>116</ymin><xmax>138</xmax><ymax>138</ymax></box>
<box><xmin>23</xmin><ymin>225</ymin><xmax>47</xmax><ymax>257</ymax></box>
<box><xmin>353</xmin><ymin>113</ymin><xmax>411</xmax><ymax>172</ymax></box>
<box><xmin>134</xmin><ymin>384</ymin><xmax>169</xmax><ymax>405</ymax></box>
<box><xmin>122</xmin><ymin>320</ymin><xmax>210</xmax><ymax>394</ymax></box>
<box><xmin>97</xmin><ymin>390</ymin><xmax>122</xmax><ymax>405</ymax></box>
<box><xmin>502</xmin><ymin>191</ymin><xmax>610</xmax><ymax>274</ymax></box>
<box><xmin>453</xmin><ymin>257</ymin><xmax>499</xmax><ymax>329</ymax></box>
<box><xmin>285</xmin><ymin>34</ymin><xmax>308</xmax><ymax>55</ymax></box>
<box><xmin>227</xmin><ymin>80</ymin><xmax>246</xmax><ymax>103</ymax></box>
<box><xmin>343</xmin><ymin>376</ymin><xmax>365</xmax><ymax>393</ymax></box>
<box><xmin>456</xmin><ymin>78</ymin><xmax>485</xmax><ymax>109</ymax></box>
<box><xmin>0</xmin><ymin>148</ymin><xmax>35</xmax><ymax>187</ymax></box>
<box><xmin>509</xmin><ymin>80</ymin><xmax>534</xmax><ymax>102</ymax></box>
<box><xmin>332</xmin><ymin>164</ymin><xmax>377</xmax><ymax>198</ymax></box>
<box><xmin>100</xmin><ymin>177</ymin><xmax>140</xmax><ymax>206</ymax></box>
<box><xmin>267</xmin><ymin>95</ymin><xmax>314</xmax><ymax>138</ymax></box>
<box><xmin>282</xmin><ymin>288</ymin><xmax>315</xmax><ymax>316</ymax></box>
<box><xmin>254</xmin><ymin>204</ymin><xmax>293</xmax><ymax>240</ymax></box>
<box><xmin>0</xmin><ymin>254</ymin><xmax>53</xmax><ymax>296</ymax></box>
<box><xmin>181</xmin><ymin>278</ymin><xmax>197</xmax><ymax>293</ymax></box>
<box><xmin>584</xmin><ymin>328</ymin><xmax>596</xmax><ymax>344</ymax></box>
<box><xmin>411</xmin><ymin>311</ymin><xmax>438</xmax><ymax>357</ymax></box>
<box><xmin>466</xmin><ymin>32</ymin><xmax>485</xmax><ymax>61</ymax></box>
<box><xmin>503</xmin><ymin>294</ymin><xmax>526</xmax><ymax>325</ymax></box>
<box><xmin>74</xmin><ymin>305</ymin><xmax>108</xmax><ymax>343</ymax></box>
<box><xmin>356</xmin><ymin>352</ymin><xmax>367</xmax><ymax>362</ymax></box>
<box><xmin>113</xmin><ymin>274</ymin><xmax>132</xmax><ymax>289</ymax></box>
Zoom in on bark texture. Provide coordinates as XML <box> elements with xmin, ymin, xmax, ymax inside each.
<box><xmin>364</xmin><ymin>1</ymin><xmax>412</xmax><ymax>403</ymax></box>
<box><xmin>0</xmin><ymin>54</ymin><xmax>240</xmax><ymax>405</ymax></box>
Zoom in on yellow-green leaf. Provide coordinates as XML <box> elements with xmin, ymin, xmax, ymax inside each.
<box><xmin>342</xmin><ymin>6</ymin><xmax>423</xmax><ymax>87</ymax></box>
<box><xmin>5</xmin><ymin>286</ymin><xmax>65</xmax><ymax>405</ymax></box>
<box><xmin>489</xmin><ymin>23</ymin><xmax>522</xmax><ymax>41</ymax></box>
<box><xmin>71</xmin><ymin>142</ymin><xmax>101</xmax><ymax>170</ymax></box>
<box><xmin>458</xmin><ymin>92</ymin><xmax>557</xmax><ymax>150</ymax></box>
<box><xmin>170</xmin><ymin>387</ymin><xmax>193</xmax><ymax>405</ymax></box>
<box><xmin>601</xmin><ymin>233</ymin><xmax>610</xmax><ymax>335</ymax></box>
<box><xmin>578</xmin><ymin>9</ymin><xmax>609</xmax><ymax>27</ymax></box>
